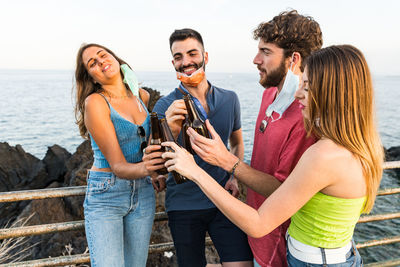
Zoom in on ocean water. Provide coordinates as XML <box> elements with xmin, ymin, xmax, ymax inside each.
<box><xmin>0</xmin><ymin>70</ymin><xmax>399</xmax><ymax>263</ymax></box>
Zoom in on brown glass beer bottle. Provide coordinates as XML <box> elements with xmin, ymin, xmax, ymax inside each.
<box><xmin>160</xmin><ymin>118</ymin><xmax>188</xmax><ymax>184</ymax></box>
<box><xmin>183</xmin><ymin>94</ymin><xmax>211</xmax><ymax>139</ymax></box>
<box><xmin>181</xmin><ymin>114</ymin><xmax>195</xmax><ymax>154</ymax></box>
<box><xmin>150</xmin><ymin>112</ymin><xmax>168</xmax><ymax>175</ymax></box>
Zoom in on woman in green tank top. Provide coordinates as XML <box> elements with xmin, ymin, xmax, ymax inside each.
<box><xmin>162</xmin><ymin>45</ymin><xmax>384</xmax><ymax>266</ymax></box>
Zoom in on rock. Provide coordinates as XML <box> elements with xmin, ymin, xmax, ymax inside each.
<box><xmin>64</xmin><ymin>140</ymin><xmax>92</xmax><ymax>187</ymax></box>
<box><xmin>42</xmin><ymin>145</ymin><xmax>71</xmax><ymax>182</ymax></box>
<box><xmin>63</xmin><ymin>140</ymin><xmax>93</xmax><ymax>219</ymax></box>
<box><xmin>385</xmin><ymin>146</ymin><xmax>400</xmax><ymax>177</ymax></box>
<box><xmin>17</xmin><ymin>182</ymin><xmax>87</xmax><ymax>261</ymax></box>
<box><xmin>143</xmin><ymin>86</ymin><xmax>162</xmax><ymax>112</ymax></box>
<box><xmin>0</xmin><ymin>143</ymin><xmax>48</xmax><ymax>227</ymax></box>
<box><xmin>386</xmin><ymin>146</ymin><xmax>400</xmax><ymax>161</ymax></box>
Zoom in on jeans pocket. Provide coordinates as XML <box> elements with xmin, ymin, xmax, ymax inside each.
<box><xmin>87</xmin><ymin>175</ymin><xmax>113</xmax><ymax>195</ymax></box>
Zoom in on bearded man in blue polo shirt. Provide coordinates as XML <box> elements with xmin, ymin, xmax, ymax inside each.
<box><xmin>152</xmin><ymin>28</ymin><xmax>253</xmax><ymax>267</ymax></box>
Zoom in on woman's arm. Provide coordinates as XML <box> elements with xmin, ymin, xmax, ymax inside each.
<box><xmin>85</xmin><ymin>93</ymin><xmax>164</xmax><ymax>179</ymax></box>
<box><xmin>163</xmin><ymin>141</ymin><xmax>335</xmax><ymax>238</ymax></box>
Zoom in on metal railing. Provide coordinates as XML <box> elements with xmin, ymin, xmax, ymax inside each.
<box><xmin>0</xmin><ymin>160</ymin><xmax>399</xmax><ymax>266</ymax></box>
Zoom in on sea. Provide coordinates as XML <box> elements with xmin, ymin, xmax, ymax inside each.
<box><xmin>0</xmin><ymin>69</ymin><xmax>399</xmax><ymax>263</ymax></box>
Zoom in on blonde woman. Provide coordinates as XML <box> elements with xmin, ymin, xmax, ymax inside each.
<box><xmin>163</xmin><ymin>45</ymin><xmax>384</xmax><ymax>266</ymax></box>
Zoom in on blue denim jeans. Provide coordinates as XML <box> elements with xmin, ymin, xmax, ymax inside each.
<box><xmin>83</xmin><ymin>170</ymin><xmax>155</xmax><ymax>267</ymax></box>
<box><xmin>286</xmin><ymin>240</ymin><xmax>363</xmax><ymax>267</ymax></box>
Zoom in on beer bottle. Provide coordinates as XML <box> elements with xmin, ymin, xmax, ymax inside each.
<box><xmin>181</xmin><ymin>114</ymin><xmax>195</xmax><ymax>154</ymax></box>
<box><xmin>150</xmin><ymin>112</ymin><xmax>168</xmax><ymax>175</ymax></box>
<box><xmin>183</xmin><ymin>94</ymin><xmax>211</xmax><ymax>139</ymax></box>
<box><xmin>160</xmin><ymin>118</ymin><xmax>188</xmax><ymax>184</ymax></box>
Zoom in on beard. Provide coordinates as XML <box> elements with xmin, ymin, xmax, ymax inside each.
<box><xmin>175</xmin><ymin>56</ymin><xmax>206</xmax><ymax>74</ymax></box>
<box><xmin>258</xmin><ymin>57</ymin><xmax>287</xmax><ymax>88</ymax></box>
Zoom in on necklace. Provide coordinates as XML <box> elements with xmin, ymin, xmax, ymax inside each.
<box><xmin>103</xmin><ymin>90</ymin><xmax>130</xmax><ymax>99</ymax></box>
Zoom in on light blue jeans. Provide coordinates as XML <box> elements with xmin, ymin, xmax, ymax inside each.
<box><xmin>83</xmin><ymin>170</ymin><xmax>155</xmax><ymax>267</ymax></box>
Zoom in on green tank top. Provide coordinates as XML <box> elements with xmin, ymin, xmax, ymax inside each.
<box><xmin>288</xmin><ymin>192</ymin><xmax>366</xmax><ymax>248</ymax></box>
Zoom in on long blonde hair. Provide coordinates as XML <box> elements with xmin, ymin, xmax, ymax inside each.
<box><xmin>305</xmin><ymin>45</ymin><xmax>384</xmax><ymax>213</ymax></box>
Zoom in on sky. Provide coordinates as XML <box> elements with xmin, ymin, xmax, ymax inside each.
<box><xmin>1</xmin><ymin>0</ymin><xmax>399</xmax><ymax>75</ymax></box>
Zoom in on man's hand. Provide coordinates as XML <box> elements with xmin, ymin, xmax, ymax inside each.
<box><xmin>224</xmin><ymin>176</ymin><xmax>239</xmax><ymax>198</ymax></box>
<box><xmin>165</xmin><ymin>99</ymin><xmax>187</xmax><ymax>138</ymax></box>
<box><xmin>187</xmin><ymin>120</ymin><xmax>236</xmax><ymax>171</ymax></box>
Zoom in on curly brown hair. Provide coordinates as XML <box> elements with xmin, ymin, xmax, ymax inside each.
<box><xmin>253</xmin><ymin>10</ymin><xmax>323</xmax><ymax>71</ymax></box>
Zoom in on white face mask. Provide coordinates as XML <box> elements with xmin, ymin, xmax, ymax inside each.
<box><xmin>265</xmin><ymin>55</ymin><xmax>299</xmax><ymax>120</ymax></box>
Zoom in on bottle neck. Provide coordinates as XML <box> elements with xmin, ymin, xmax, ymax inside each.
<box><xmin>184</xmin><ymin>95</ymin><xmax>202</xmax><ymax>122</ymax></box>
<box><xmin>150</xmin><ymin>116</ymin><xmax>162</xmax><ymax>140</ymax></box>
<box><xmin>160</xmin><ymin>119</ymin><xmax>175</xmax><ymax>142</ymax></box>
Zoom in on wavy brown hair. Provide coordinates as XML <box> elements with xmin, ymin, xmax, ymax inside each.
<box><xmin>305</xmin><ymin>45</ymin><xmax>384</xmax><ymax>213</ymax></box>
<box><xmin>74</xmin><ymin>43</ymin><xmax>128</xmax><ymax>139</ymax></box>
<box><xmin>253</xmin><ymin>10</ymin><xmax>323</xmax><ymax>71</ymax></box>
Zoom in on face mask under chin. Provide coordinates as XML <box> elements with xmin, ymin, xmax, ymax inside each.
<box><xmin>175</xmin><ymin>57</ymin><xmax>206</xmax><ymax>87</ymax></box>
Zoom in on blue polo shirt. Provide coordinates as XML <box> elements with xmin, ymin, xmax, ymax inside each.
<box><xmin>153</xmin><ymin>82</ymin><xmax>241</xmax><ymax>211</ymax></box>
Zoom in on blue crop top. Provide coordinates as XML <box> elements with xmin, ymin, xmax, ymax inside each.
<box><xmin>89</xmin><ymin>94</ymin><xmax>150</xmax><ymax>168</ymax></box>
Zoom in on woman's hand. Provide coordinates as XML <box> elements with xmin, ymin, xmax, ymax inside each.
<box><xmin>142</xmin><ymin>145</ymin><xmax>166</xmax><ymax>176</ymax></box>
<box><xmin>188</xmin><ymin>120</ymin><xmax>234</xmax><ymax>171</ymax></box>
<box><xmin>161</xmin><ymin>142</ymin><xmax>202</xmax><ymax>181</ymax></box>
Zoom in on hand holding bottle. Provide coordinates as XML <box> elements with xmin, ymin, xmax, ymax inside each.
<box><xmin>188</xmin><ymin>120</ymin><xmax>236</xmax><ymax>172</ymax></box>
<box><xmin>162</xmin><ymin>141</ymin><xmax>203</xmax><ymax>181</ymax></box>
<box><xmin>165</xmin><ymin>99</ymin><xmax>187</xmax><ymax>139</ymax></box>
<box><xmin>142</xmin><ymin>145</ymin><xmax>166</xmax><ymax>174</ymax></box>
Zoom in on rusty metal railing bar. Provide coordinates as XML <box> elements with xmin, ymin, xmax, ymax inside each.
<box><xmin>364</xmin><ymin>258</ymin><xmax>400</xmax><ymax>267</ymax></box>
<box><xmin>0</xmin><ymin>160</ymin><xmax>398</xmax><ymax>204</ymax></box>
<box><xmin>1</xmin><ymin>210</ymin><xmax>398</xmax><ymax>240</ymax></box>
<box><xmin>0</xmin><ymin>212</ymin><xmax>168</xmax><ymax>240</ymax></box>
<box><xmin>356</xmin><ymin>235</ymin><xmax>400</xmax><ymax>249</ymax></box>
<box><xmin>1</xmin><ymin>235</ymin><xmax>399</xmax><ymax>267</ymax></box>
<box><xmin>0</xmin><ymin>186</ymin><xmax>399</xmax><ymax>204</ymax></box>
<box><xmin>358</xmin><ymin>212</ymin><xmax>400</xmax><ymax>223</ymax></box>
<box><xmin>0</xmin><ymin>253</ymin><xmax>91</xmax><ymax>267</ymax></box>
<box><xmin>377</xmin><ymin>187</ymin><xmax>400</xmax><ymax>196</ymax></box>
<box><xmin>0</xmin><ymin>238</ymin><xmax>213</xmax><ymax>266</ymax></box>
<box><xmin>383</xmin><ymin>160</ymin><xmax>400</xmax><ymax>169</ymax></box>
<box><xmin>0</xmin><ymin>186</ymin><xmax>86</xmax><ymax>203</ymax></box>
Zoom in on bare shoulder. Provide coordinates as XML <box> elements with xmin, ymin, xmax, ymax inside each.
<box><xmin>306</xmin><ymin>139</ymin><xmax>361</xmax><ymax>180</ymax></box>
<box><xmin>84</xmin><ymin>93</ymin><xmax>109</xmax><ymax>114</ymax></box>
<box><xmin>300</xmin><ymin>139</ymin><xmax>354</xmax><ymax>170</ymax></box>
<box><xmin>139</xmin><ymin>88</ymin><xmax>150</xmax><ymax>106</ymax></box>
<box><xmin>309</xmin><ymin>138</ymin><xmax>351</xmax><ymax>157</ymax></box>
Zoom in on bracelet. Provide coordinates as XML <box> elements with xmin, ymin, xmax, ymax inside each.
<box><xmin>229</xmin><ymin>158</ymin><xmax>240</xmax><ymax>176</ymax></box>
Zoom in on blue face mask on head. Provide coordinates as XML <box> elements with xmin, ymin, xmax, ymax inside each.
<box><xmin>265</xmin><ymin>55</ymin><xmax>299</xmax><ymax>120</ymax></box>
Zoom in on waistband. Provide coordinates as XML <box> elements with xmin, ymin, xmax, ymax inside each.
<box><xmin>86</xmin><ymin>170</ymin><xmax>150</xmax><ymax>184</ymax></box>
<box><xmin>287</xmin><ymin>234</ymin><xmax>353</xmax><ymax>264</ymax></box>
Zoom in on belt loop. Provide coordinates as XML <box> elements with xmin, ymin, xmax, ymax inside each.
<box><xmin>351</xmin><ymin>239</ymin><xmax>357</xmax><ymax>267</ymax></box>
<box><xmin>320</xmin><ymin>247</ymin><xmax>327</xmax><ymax>267</ymax></box>
<box><xmin>86</xmin><ymin>170</ymin><xmax>90</xmax><ymax>181</ymax></box>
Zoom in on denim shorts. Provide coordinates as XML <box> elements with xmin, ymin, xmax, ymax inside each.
<box><xmin>168</xmin><ymin>208</ymin><xmax>253</xmax><ymax>267</ymax></box>
<box><xmin>286</xmin><ymin>240</ymin><xmax>363</xmax><ymax>267</ymax></box>
<box><xmin>83</xmin><ymin>170</ymin><xmax>155</xmax><ymax>267</ymax></box>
